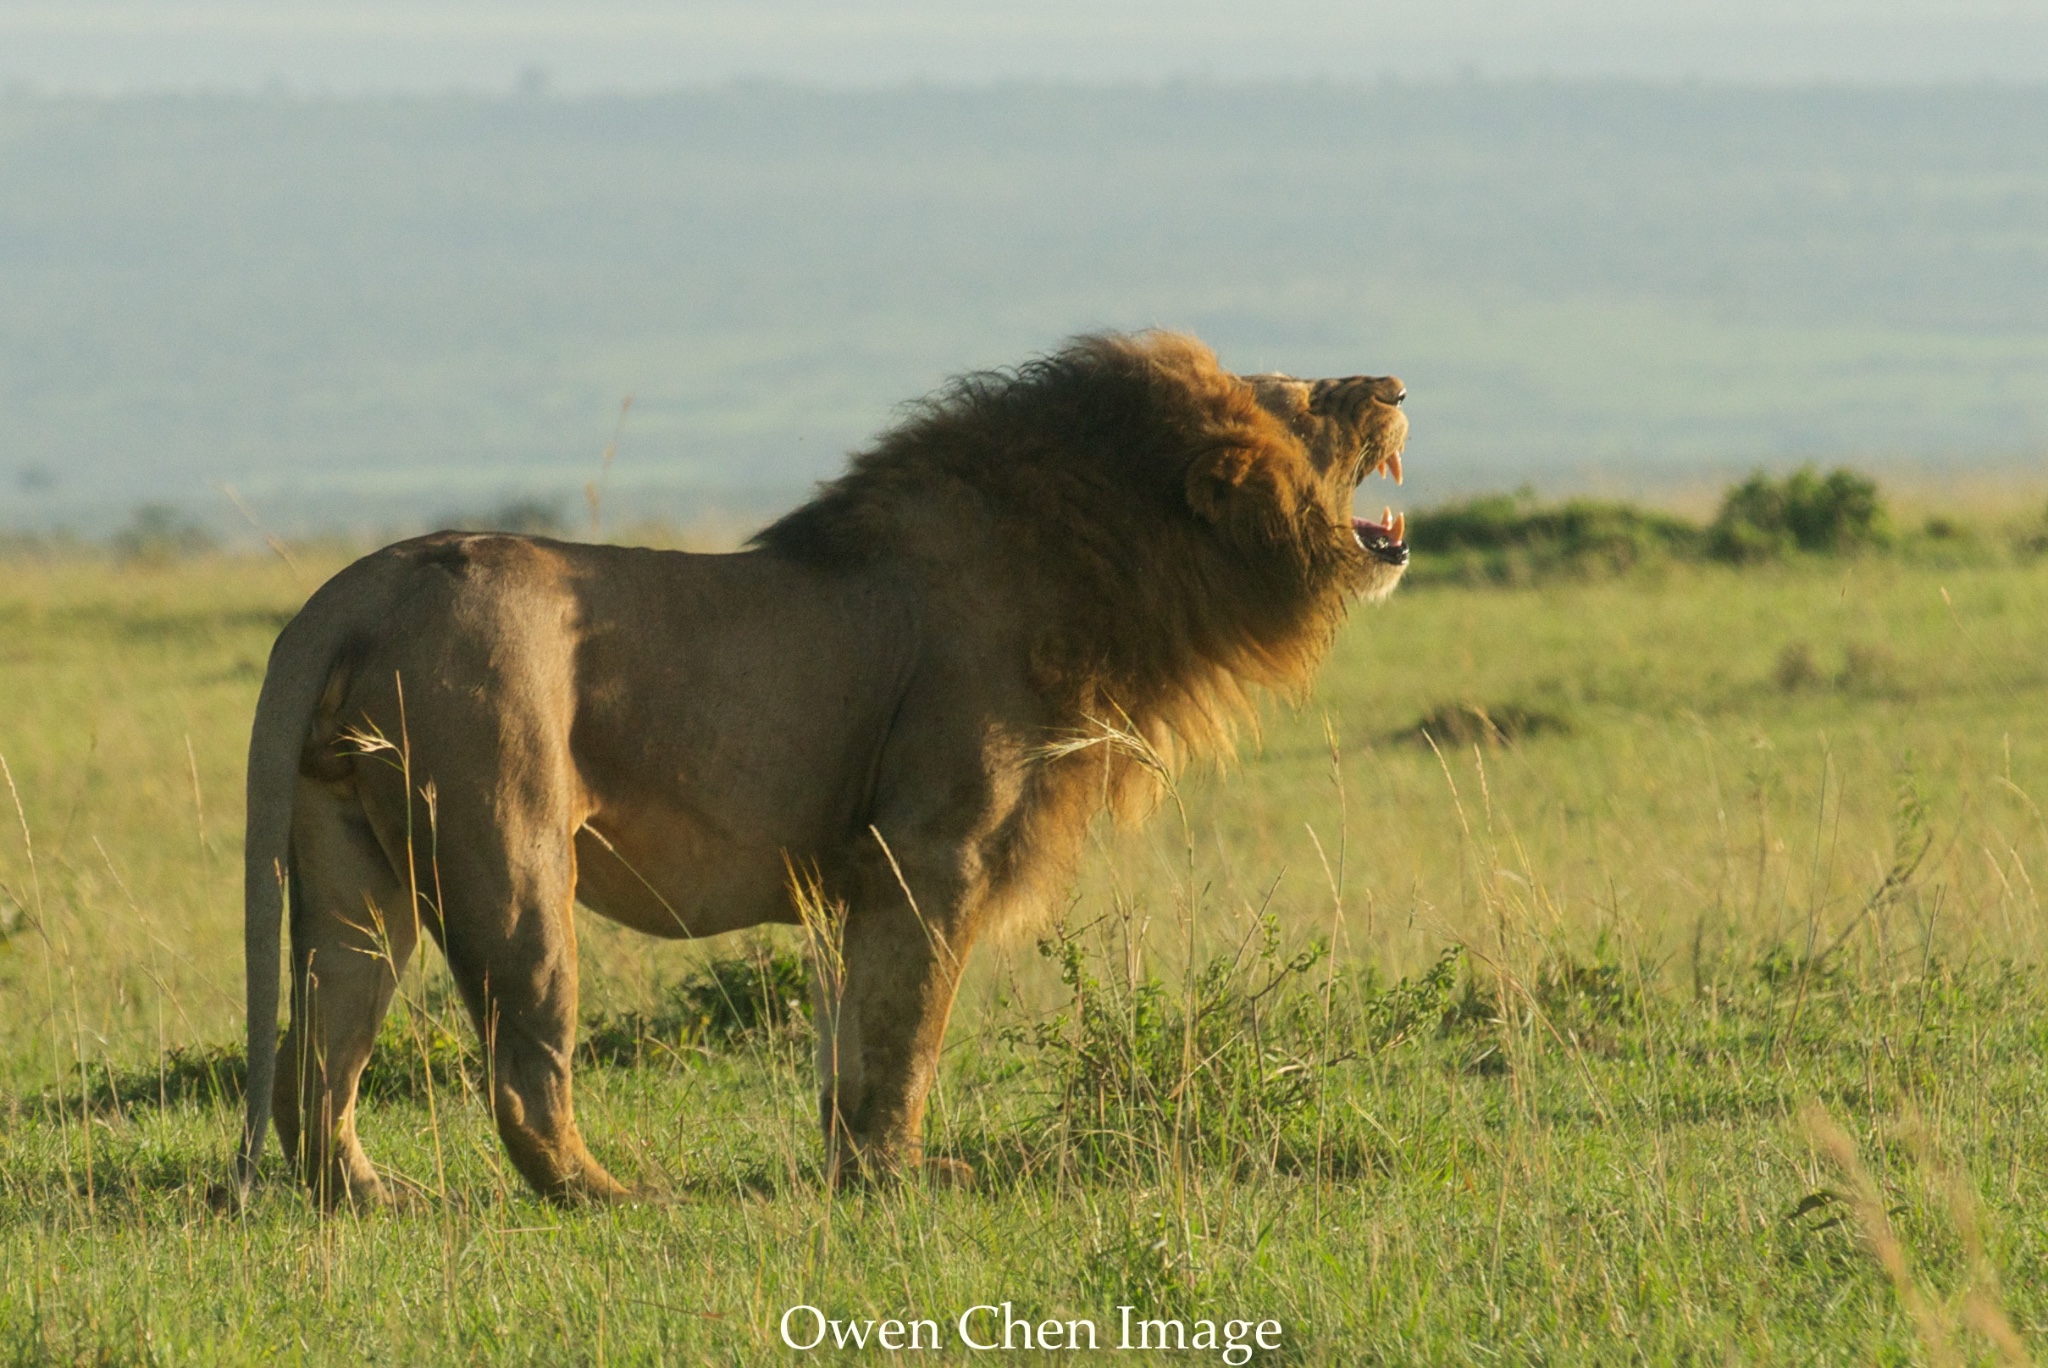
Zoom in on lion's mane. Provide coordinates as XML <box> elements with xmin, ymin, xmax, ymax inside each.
<box><xmin>754</xmin><ymin>333</ymin><xmax>1356</xmax><ymax>797</ymax></box>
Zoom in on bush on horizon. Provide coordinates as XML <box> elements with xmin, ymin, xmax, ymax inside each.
<box><xmin>1404</xmin><ymin>466</ymin><xmax>1933</xmax><ymax>584</ymax></box>
<box><xmin>1404</xmin><ymin>488</ymin><xmax>1702</xmax><ymax>584</ymax></box>
<box><xmin>1707</xmin><ymin>466</ymin><xmax>1890</xmax><ymax>561</ymax></box>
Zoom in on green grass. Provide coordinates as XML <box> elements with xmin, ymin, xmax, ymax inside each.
<box><xmin>2</xmin><ymin>547</ymin><xmax>2046</xmax><ymax>1362</ymax></box>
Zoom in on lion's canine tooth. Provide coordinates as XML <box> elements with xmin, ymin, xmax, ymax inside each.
<box><xmin>1392</xmin><ymin>511</ymin><xmax>1406</xmax><ymax>543</ymax></box>
<box><xmin>1382</xmin><ymin>505</ymin><xmax>1393</xmax><ymax>530</ymax></box>
<box><xmin>1388</xmin><ymin>451</ymin><xmax>1404</xmax><ymax>485</ymax></box>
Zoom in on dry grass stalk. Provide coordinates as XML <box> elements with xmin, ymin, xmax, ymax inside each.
<box><xmin>1802</xmin><ymin>1101</ymin><xmax>2034</xmax><ymax>1368</ymax></box>
<box><xmin>1801</xmin><ymin>1101</ymin><xmax>1956</xmax><ymax>1366</ymax></box>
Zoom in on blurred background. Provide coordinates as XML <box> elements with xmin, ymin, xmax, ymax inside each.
<box><xmin>2</xmin><ymin>1</ymin><xmax>2045</xmax><ymax>538</ymax></box>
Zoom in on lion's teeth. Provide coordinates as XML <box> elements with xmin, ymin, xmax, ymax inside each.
<box><xmin>1392</xmin><ymin>511</ymin><xmax>1406</xmax><ymax>543</ymax></box>
<box><xmin>1381</xmin><ymin>505</ymin><xmax>1392</xmax><ymax>529</ymax></box>
<box><xmin>1388</xmin><ymin>451</ymin><xmax>1403</xmax><ymax>485</ymax></box>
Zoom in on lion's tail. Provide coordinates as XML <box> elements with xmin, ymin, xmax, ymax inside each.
<box><xmin>234</xmin><ymin>561</ymin><xmax>392</xmax><ymax>1200</ymax></box>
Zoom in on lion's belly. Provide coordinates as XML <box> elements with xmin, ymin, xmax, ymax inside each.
<box><xmin>569</xmin><ymin>801</ymin><xmax>810</xmax><ymax>938</ymax></box>
<box><xmin>558</xmin><ymin>547</ymin><xmax>922</xmax><ymax>937</ymax></box>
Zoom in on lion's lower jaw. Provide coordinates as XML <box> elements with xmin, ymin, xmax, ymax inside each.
<box><xmin>1354</xmin><ymin>561</ymin><xmax>1409</xmax><ymax>604</ymax></box>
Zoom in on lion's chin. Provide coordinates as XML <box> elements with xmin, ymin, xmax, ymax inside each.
<box><xmin>1353</xmin><ymin>557</ymin><xmax>1408</xmax><ymax>603</ymax></box>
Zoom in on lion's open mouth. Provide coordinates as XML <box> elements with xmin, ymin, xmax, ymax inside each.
<box><xmin>1354</xmin><ymin>509</ymin><xmax>1409</xmax><ymax>566</ymax></box>
<box><xmin>1352</xmin><ymin>442</ymin><xmax>1407</xmax><ymax>565</ymax></box>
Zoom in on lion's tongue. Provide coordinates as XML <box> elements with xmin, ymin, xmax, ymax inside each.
<box><xmin>1353</xmin><ymin>508</ymin><xmax>1407</xmax><ymax>542</ymax></box>
<box><xmin>1353</xmin><ymin>509</ymin><xmax>1409</xmax><ymax>565</ymax></box>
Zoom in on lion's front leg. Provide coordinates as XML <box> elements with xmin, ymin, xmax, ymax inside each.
<box><xmin>812</xmin><ymin>894</ymin><xmax>974</xmax><ymax>1188</ymax></box>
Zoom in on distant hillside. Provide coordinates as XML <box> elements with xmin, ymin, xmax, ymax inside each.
<box><xmin>2</xmin><ymin>82</ymin><xmax>2045</xmax><ymax>534</ymax></box>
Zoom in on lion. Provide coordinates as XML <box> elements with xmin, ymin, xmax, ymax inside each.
<box><xmin>234</xmin><ymin>331</ymin><xmax>1409</xmax><ymax>1206</ymax></box>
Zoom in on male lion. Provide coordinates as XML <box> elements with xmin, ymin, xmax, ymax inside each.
<box><xmin>236</xmin><ymin>332</ymin><xmax>1409</xmax><ymax>1206</ymax></box>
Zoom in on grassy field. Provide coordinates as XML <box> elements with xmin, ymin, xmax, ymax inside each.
<box><xmin>2</xmin><ymin>539</ymin><xmax>2046</xmax><ymax>1363</ymax></box>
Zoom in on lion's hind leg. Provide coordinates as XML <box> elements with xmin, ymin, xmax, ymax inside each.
<box><xmin>277</xmin><ymin>776</ymin><xmax>420</xmax><ymax>1210</ymax></box>
<box><xmin>399</xmin><ymin>784</ymin><xmax>629</xmax><ymax>1205</ymax></box>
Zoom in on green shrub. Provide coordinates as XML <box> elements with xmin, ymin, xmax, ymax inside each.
<box><xmin>581</xmin><ymin>942</ymin><xmax>810</xmax><ymax>1065</ymax></box>
<box><xmin>1404</xmin><ymin>468</ymin><xmax>1909</xmax><ymax>581</ymax></box>
<box><xmin>1407</xmin><ymin>488</ymin><xmax>1701</xmax><ymax>583</ymax></box>
<box><xmin>1010</xmin><ymin>918</ymin><xmax>1461</xmax><ymax>1177</ymax></box>
<box><xmin>1708</xmin><ymin>467</ymin><xmax>1890</xmax><ymax>561</ymax></box>
<box><xmin>2016</xmin><ymin>503</ymin><xmax>2048</xmax><ymax>559</ymax></box>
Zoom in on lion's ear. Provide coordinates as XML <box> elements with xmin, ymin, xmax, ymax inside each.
<box><xmin>1185</xmin><ymin>443</ymin><xmax>1300</xmax><ymax>529</ymax></box>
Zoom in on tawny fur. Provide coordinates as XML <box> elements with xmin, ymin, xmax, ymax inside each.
<box><xmin>236</xmin><ymin>331</ymin><xmax>1408</xmax><ymax>1206</ymax></box>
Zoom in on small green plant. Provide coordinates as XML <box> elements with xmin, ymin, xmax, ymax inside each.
<box><xmin>1010</xmin><ymin>920</ymin><xmax>1465</xmax><ymax>1178</ymax></box>
<box><xmin>676</xmin><ymin>944</ymin><xmax>811</xmax><ymax>1044</ymax></box>
<box><xmin>1014</xmin><ymin>913</ymin><xmax>1338</xmax><ymax>1176</ymax></box>
<box><xmin>1776</xmin><ymin>641</ymin><xmax>1823</xmax><ymax>691</ymax></box>
<box><xmin>581</xmin><ymin>941</ymin><xmax>810</xmax><ymax>1065</ymax></box>
<box><xmin>1536</xmin><ymin>941</ymin><xmax>1641</xmax><ymax>1029</ymax></box>
<box><xmin>1837</xmin><ymin>641</ymin><xmax>1903</xmax><ymax>696</ymax></box>
<box><xmin>361</xmin><ymin>1005</ymin><xmax>476</xmax><ymax>1103</ymax></box>
<box><xmin>2014</xmin><ymin>502</ymin><xmax>2048</xmax><ymax>559</ymax></box>
<box><xmin>1922</xmin><ymin>515</ymin><xmax>1965</xmax><ymax>541</ymax></box>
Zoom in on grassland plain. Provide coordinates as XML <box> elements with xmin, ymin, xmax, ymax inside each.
<box><xmin>2</xmin><ymin>538</ymin><xmax>2047</xmax><ymax>1364</ymax></box>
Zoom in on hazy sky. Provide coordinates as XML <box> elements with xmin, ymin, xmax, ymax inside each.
<box><xmin>5</xmin><ymin>0</ymin><xmax>2048</xmax><ymax>93</ymax></box>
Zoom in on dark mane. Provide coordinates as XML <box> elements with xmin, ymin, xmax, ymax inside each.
<box><xmin>752</xmin><ymin>331</ymin><xmax>1355</xmax><ymax>774</ymax></box>
<box><xmin>754</xmin><ymin>335</ymin><xmax>1214</xmax><ymax>564</ymax></box>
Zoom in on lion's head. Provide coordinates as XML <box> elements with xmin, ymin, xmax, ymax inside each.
<box><xmin>1175</xmin><ymin>357</ymin><xmax>1410</xmax><ymax>611</ymax></box>
<box><xmin>1233</xmin><ymin>369</ymin><xmax>1410</xmax><ymax>597</ymax></box>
